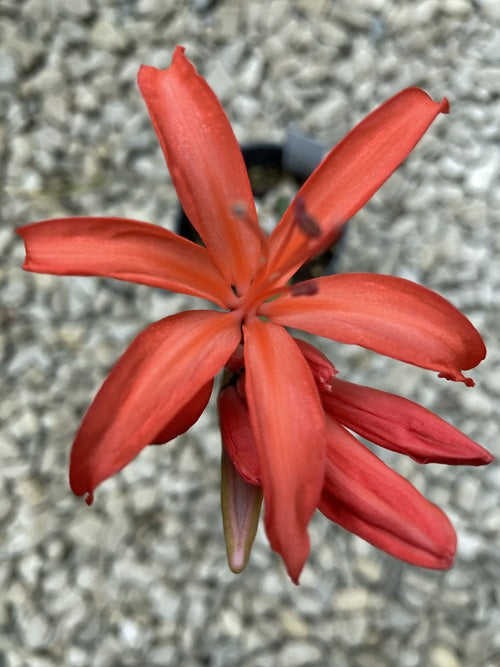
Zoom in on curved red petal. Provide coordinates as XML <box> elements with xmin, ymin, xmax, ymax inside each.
<box><xmin>261</xmin><ymin>273</ymin><xmax>486</xmax><ymax>384</ymax></box>
<box><xmin>243</xmin><ymin>319</ymin><xmax>326</xmax><ymax>583</ymax></box>
<box><xmin>220</xmin><ymin>447</ymin><xmax>263</xmax><ymax>574</ymax></box>
<box><xmin>137</xmin><ymin>46</ymin><xmax>262</xmax><ymax>291</ymax></box>
<box><xmin>319</xmin><ymin>418</ymin><xmax>456</xmax><ymax>568</ymax></box>
<box><xmin>293</xmin><ymin>338</ymin><xmax>337</xmax><ymax>392</ymax></box>
<box><xmin>322</xmin><ymin>378</ymin><xmax>493</xmax><ymax>466</ymax></box>
<box><xmin>150</xmin><ymin>379</ymin><xmax>213</xmax><ymax>445</ymax></box>
<box><xmin>69</xmin><ymin>310</ymin><xmax>241</xmax><ymax>501</ymax></box>
<box><xmin>265</xmin><ymin>88</ymin><xmax>449</xmax><ymax>281</ymax></box>
<box><xmin>17</xmin><ymin>217</ymin><xmax>233</xmax><ymax>308</ymax></box>
<box><xmin>218</xmin><ymin>384</ymin><xmax>261</xmax><ymax>484</ymax></box>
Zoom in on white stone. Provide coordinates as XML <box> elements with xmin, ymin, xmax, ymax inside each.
<box><xmin>149</xmin><ymin>645</ymin><xmax>177</xmax><ymax>666</ymax></box>
<box><xmin>278</xmin><ymin>640</ymin><xmax>323</xmax><ymax>666</ymax></box>
<box><xmin>430</xmin><ymin>644</ymin><xmax>460</xmax><ymax>667</ymax></box>
<box><xmin>18</xmin><ymin>552</ymin><xmax>41</xmax><ymax>587</ymax></box>
<box><xmin>231</xmin><ymin>94</ymin><xmax>261</xmax><ymax>121</ymax></box>
<box><xmin>219</xmin><ymin>608</ymin><xmax>243</xmax><ymax>636</ymax></box>
<box><xmin>307</xmin><ymin>95</ymin><xmax>348</xmax><ymax>129</ymax></box>
<box><xmin>17</xmin><ymin>609</ymin><xmax>51</xmax><ymax>649</ymax></box>
<box><xmin>478</xmin><ymin>0</ymin><xmax>500</xmax><ymax>19</ymax></box>
<box><xmin>119</xmin><ymin>619</ymin><xmax>141</xmax><ymax>647</ymax></box>
<box><xmin>483</xmin><ymin>508</ymin><xmax>500</xmax><ymax>532</ymax></box>
<box><xmin>454</xmin><ymin>476</ymin><xmax>482</xmax><ymax>511</ymax></box>
<box><xmin>279</xmin><ymin>608</ymin><xmax>309</xmax><ymax>637</ymax></box>
<box><xmin>239</xmin><ymin>52</ymin><xmax>264</xmax><ymax>92</ymax></box>
<box><xmin>443</xmin><ymin>0</ymin><xmax>472</xmax><ymax>13</ymax></box>
<box><xmin>466</xmin><ymin>150</ymin><xmax>500</xmax><ymax>195</ymax></box>
<box><xmin>206</xmin><ymin>61</ymin><xmax>236</xmax><ymax>102</ymax></box>
<box><xmin>90</xmin><ymin>20</ymin><xmax>128</xmax><ymax>51</ymax></box>
<box><xmin>335</xmin><ymin>587</ymin><xmax>369</xmax><ymax>612</ymax></box>
<box><xmin>131</xmin><ymin>485</ymin><xmax>157</xmax><ymax>512</ymax></box>
<box><xmin>0</xmin><ymin>52</ymin><xmax>17</xmax><ymax>84</ymax></box>
<box><xmin>67</xmin><ymin>647</ymin><xmax>88</xmax><ymax>667</ymax></box>
<box><xmin>457</xmin><ymin>531</ymin><xmax>485</xmax><ymax>560</ymax></box>
<box><xmin>67</xmin><ymin>512</ymin><xmax>105</xmax><ymax>549</ymax></box>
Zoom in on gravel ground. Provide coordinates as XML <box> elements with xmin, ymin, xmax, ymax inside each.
<box><xmin>2</xmin><ymin>1</ymin><xmax>500</xmax><ymax>666</ymax></box>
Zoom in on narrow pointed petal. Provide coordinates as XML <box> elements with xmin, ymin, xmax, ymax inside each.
<box><xmin>17</xmin><ymin>217</ymin><xmax>234</xmax><ymax>307</ymax></box>
<box><xmin>150</xmin><ymin>379</ymin><xmax>213</xmax><ymax>445</ymax></box>
<box><xmin>69</xmin><ymin>310</ymin><xmax>241</xmax><ymax>503</ymax></box>
<box><xmin>293</xmin><ymin>338</ymin><xmax>337</xmax><ymax>392</ymax></box>
<box><xmin>218</xmin><ymin>384</ymin><xmax>261</xmax><ymax>484</ymax></box>
<box><xmin>265</xmin><ymin>88</ymin><xmax>449</xmax><ymax>280</ymax></box>
<box><xmin>137</xmin><ymin>46</ymin><xmax>262</xmax><ymax>290</ymax></box>
<box><xmin>243</xmin><ymin>319</ymin><xmax>326</xmax><ymax>583</ymax></box>
<box><xmin>220</xmin><ymin>447</ymin><xmax>263</xmax><ymax>574</ymax></box>
<box><xmin>319</xmin><ymin>418</ymin><xmax>456</xmax><ymax>568</ymax></box>
<box><xmin>322</xmin><ymin>379</ymin><xmax>493</xmax><ymax>466</ymax></box>
<box><xmin>260</xmin><ymin>273</ymin><xmax>486</xmax><ymax>384</ymax></box>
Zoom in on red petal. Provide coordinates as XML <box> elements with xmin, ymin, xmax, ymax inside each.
<box><xmin>69</xmin><ymin>310</ymin><xmax>241</xmax><ymax>501</ymax></box>
<box><xmin>322</xmin><ymin>378</ymin><xmax>493</xmax><ymax>466</ymax></box>
<box><xmin>319</xmin><ymin>418</ymin><xmax>456</xmax><ymax>568</ymax></box>
<box><xmin>243</xmin><ymin>319</ymin><xmax>326</xmax><ymax>583</ymax></box>
<box><xmin>220</xmin><ymin>447</ymin><xmax>262</xmax><ymax>574</ymax></box>
<box><xmin>218</xmin><ymin>384</ymin><xmax>261</xmax><ymax>484</ymax></box>
<box><xmin>265</xmin><ymin>88</ymin><xmax>449</xmax><ymax>281</ymax></box>
<box><xmin>261</xmin><ymin>273</ymin><xmax>486</xmax><ymax>384</ymax></box>
<box><xmin>17</xmin><ymin>217</ymin><xmax>234</xmax><ymax>308</ymax></box>
<box><xmin>150</xmin><ymin>379</ymin><xmax>213</xmax><ymax>445</ymax></box>
<box><xmin>137</xmin><ymin>46</ymin><xmax>262</xmax><ymax>291</ymax></box>
<box><xmin>293</xmin><ymin>338</ymin><xmax>337</xmax><ymax>392</ymax></box>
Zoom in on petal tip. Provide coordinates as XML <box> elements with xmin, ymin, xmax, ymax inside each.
<box><xmin>440</xmin><ymin>97</ymin><xmax>450</xmax><ymax>114</ymax></box>
<box><xmin>438</xmin><ymin>371</ymin><xmax>475</xmax><ymax>387</ymax></box>
<box><xmin>228</xmin><ymin>548</ymin><xmax>247</xmax><ymax>574</ymax></box>
<box><xmin>438</xmin><ymin>549</ymin><xmax>455</xmax><ymax>570</ymax></box>
<box><xmin>482</xmin><ymin>451</ymin><xmax>495</xmax><ymax>465</ymax></box>
<box><xmin>286</xmin><ymin>558</ymin><xmax>305</xmax><ymax>585</ymax></box>
<box><xmin>272</xmin><ymin>533</ymin><xmax>309</xmax><ymax>586</ymax></box>
<box><xmin>172</xmin><ymin>44</ymin><xmax>186</xmax><ymax>61</ymax></box>
<box><xmin>137</xmin><ymin>45</ymin><xmax>187</xmax><ymax>83</ymax></box>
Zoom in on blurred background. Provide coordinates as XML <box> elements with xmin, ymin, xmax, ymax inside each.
<box><xmin>1</xmin><ymin>1</ymin><xmax>499</xmax><ymax>665</ymax></box>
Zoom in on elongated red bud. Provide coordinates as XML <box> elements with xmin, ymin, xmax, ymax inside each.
<box><xmin>294</xmin><ymin>338</ymin><xmax>337</xmax><ymax>392</ymax></box>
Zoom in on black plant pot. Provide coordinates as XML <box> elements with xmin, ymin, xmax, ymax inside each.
<box><xmin>176</xmin><ymin>129</ymin><xmax>345</xmax><ymax>282</ymax></box>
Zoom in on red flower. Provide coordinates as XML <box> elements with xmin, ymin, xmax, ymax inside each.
<box><xmin>18</xmin><ymin>46</ymin><xmax>492</xmax><ymax>584</ymax></box>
